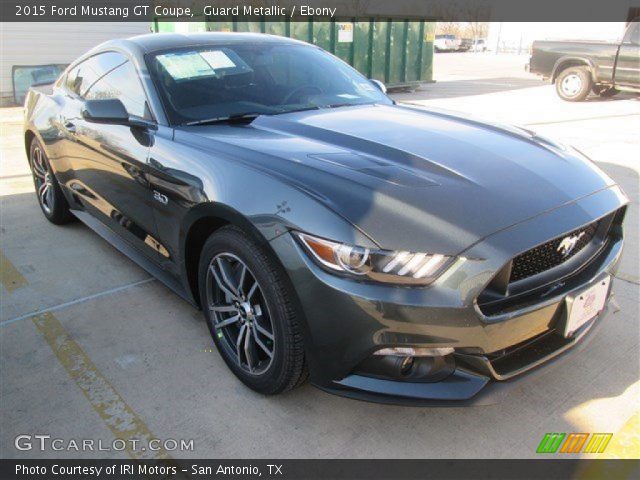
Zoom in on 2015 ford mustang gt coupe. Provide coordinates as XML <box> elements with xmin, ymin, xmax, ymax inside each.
<box><xmin>24</xmin><ymin>33</ymin><xmax>627</xmax><ymax>405</ymax></box>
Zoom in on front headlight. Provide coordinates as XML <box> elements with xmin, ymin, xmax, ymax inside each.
<box><xmin>294</xmin><ymin>232</ymin><xmax>455</xmax><ymax>286</ymax></box>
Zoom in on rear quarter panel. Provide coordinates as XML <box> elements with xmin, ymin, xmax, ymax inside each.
<box><xmin>23</xmin><ymin>89</ymin><xmax>69</xmax><ymax>174</ymax></box>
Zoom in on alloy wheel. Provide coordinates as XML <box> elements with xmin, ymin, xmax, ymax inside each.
<box><xmin>31</xmin><ymin>146</ymin><xmax>54</xmax><ymax>214</ymax></box>
<box><xmin>206</xmin><ymin>253</ymin><xmax>275</xmax><ymax>375</ymax></box>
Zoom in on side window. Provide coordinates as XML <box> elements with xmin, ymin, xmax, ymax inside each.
<box><xmin>65</xmin><ymin>66</ymin><xmax>80</xmax><ymax>94</ymax></box>
<box><xmin>65</xmin><ymin>52</ymin><xmax>127</xmax><ymax>97</ymax></box>
<box><xmin>623</xmin><ymin>22</ymin><xmax>640</xmax><ymax>45</ymax></box>
<box><xmin>84</xmin><ymin>61</ymin><xmax>150</xmax><ymax>119</ymax></box>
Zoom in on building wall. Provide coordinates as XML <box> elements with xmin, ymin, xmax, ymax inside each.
<box><xmin>0</xmin><ymin>22</ymin><xmax>150</xmax><ymax>104</ymax></box>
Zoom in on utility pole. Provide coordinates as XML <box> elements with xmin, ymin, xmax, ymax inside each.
<box><xmin>517</xmin><ymin>32</ymin><xmax>522</xmax><ymax>55</ymax></box>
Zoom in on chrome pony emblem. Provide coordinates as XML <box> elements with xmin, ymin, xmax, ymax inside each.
<box><xmin>557</xmin><ymin>232</ymin><xmax>585</xmax><ymax>257</ymax></box>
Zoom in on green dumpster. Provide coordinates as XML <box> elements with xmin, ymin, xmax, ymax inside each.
<box><xmin>152</xmin><ymin>18</ymin><xmax>435</xmax><ymax>88</ymax></box>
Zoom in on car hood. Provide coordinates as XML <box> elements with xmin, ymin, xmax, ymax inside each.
<box><xmin>179</xmin><ymin>104</ymin><xmax>615</xmax><ymax>254</ymax></box>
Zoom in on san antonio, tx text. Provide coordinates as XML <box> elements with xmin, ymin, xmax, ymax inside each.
<box><xmin>16</xmin><ymin>463</ymin><xmax>283</xmax><ymax>477</ymax></box>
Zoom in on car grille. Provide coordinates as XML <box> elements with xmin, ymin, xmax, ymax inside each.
<box><xmin>509</xmin><ymin>221</ymin><xmax>599</xmax><ymax>283</ymax></box>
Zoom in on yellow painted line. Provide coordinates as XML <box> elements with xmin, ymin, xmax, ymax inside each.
<box><xmin>1</xmin><ymin>249</ymin><xmax>185</xmax><ymax>469</ymax></box>
<box><xmin>32</xmin><ymin>312</ymin><xmax>170</xmax><ymax>460</ymax></box>
<box><xmin>0</xmin><ymin>250</ymin><xmax>28</xmax><ymax>292</ymax></box>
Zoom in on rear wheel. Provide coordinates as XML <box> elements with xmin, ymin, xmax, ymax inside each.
<box><xmin>555</xmin><ymin>66</ymin><xmax>592</xmax><ymax>102</ymax></box>
<box><xmin>198</xmin><ymin>226</ymin><xmax>307</xmax><ymax>394</ymax></box>
<box><xmin>28</xmin><ymin>138</ymin><xmax>74</xmax><ymax>224</ymax></box>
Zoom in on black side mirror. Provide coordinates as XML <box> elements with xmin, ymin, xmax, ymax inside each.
<box><xmin>82</xmin><ymin>99</ymin><xmax>156</xmax><ymax>129</ymax></box>
<box><xmin>369</xmin><ymin>79</ymin><xmax>387</xmax><ymax>94</ymax></box>
<box><xmin>82</xmin><ymin>99</ymin><xmax>129</xmax><ymax>124</ymax></box>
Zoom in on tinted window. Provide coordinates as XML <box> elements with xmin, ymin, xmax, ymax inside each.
<box><xmin>84</xmin><ymin>61</ymin><xmax>150</xmax><ymax>119</ymax></box>
<box><xmin>65</xmin><ymin>52</ymin><xmax>127</xmax><ymax>96</ymax></box>
<box><xmin>148</xmin><ymin>43</ymin><xmax>391</xmax><ymax>125</ymax></box>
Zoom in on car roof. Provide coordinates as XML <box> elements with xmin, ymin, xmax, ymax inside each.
<box><xmin>103</xmin><ymin>32</ymin><xmax>308</xmax><ymax>55</ymax></box>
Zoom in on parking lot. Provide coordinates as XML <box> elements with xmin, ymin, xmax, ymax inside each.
<box><xmin>1</xmin><ymin>52</ymin><xmax>638</xmax><ymax>459</ymax></box>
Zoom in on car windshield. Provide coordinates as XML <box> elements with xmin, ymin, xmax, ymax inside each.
<box><xmin>148</xmin><ymin>42</ymin><xmax>392</xmax><ymax>125</ymax></box>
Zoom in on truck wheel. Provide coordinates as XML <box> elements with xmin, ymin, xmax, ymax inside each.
<box><xmin>555</xmin><ymin>66</ymin><xmax>592</xmax><ymax>102</ymax></box>
<box><xmin>593</xmin><ymin>85</ymin><xmax>619</xmax><ymax>98</ymax></box>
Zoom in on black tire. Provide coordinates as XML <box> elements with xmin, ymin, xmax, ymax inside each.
<box><xmin>555</xmin><ymin>66</ymin><xmax>593</xmax><ymax>102</ymax></box>
<box><xmin>28</xmin><ymin>138</ymin><xmax>74</xmax><ymax>225</ymax></box>
<box><xmin>593</xmin><ymin>85</ymin><xmax>619</xmax><ymax>98</ymax></box>
<box><xmin>198</xmin><ymin>225</ymin><xmax>308</xmax><ymax>395</ymax></box>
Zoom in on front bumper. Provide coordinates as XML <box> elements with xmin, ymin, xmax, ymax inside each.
<box><xmin>269</xmin><ymin>186</ymin><xmax>627</xmax><ymax>405</ymax></box>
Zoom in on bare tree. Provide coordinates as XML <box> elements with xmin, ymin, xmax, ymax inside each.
<box><xmin>436</xmin><ymin>22</ymin><xmax>464</xmax><ymax>36</ymax></box>
<box><xmin>465</xmin><ymin>22</ymin><xmax>489</xmax><ymax>40</ymax></box>
<box><xmin>460</xmin><ymin>1</ymin><xmax>490</xmax><ymax>40</ymax></box>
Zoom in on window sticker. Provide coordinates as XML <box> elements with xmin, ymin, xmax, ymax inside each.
<box><xmin>156</xmin><ymin>52</ymin><xmax>215</xmax><ymax>80</ymax></box>
<box><xmin>157</xmin><ymin>50</ymin><xmax>250</xmax><ymax>81</ymax></box>
<box><xmin>200</xmin><ymin>50</ymin><xmax>236</xmax><ymax>70</ymax></box>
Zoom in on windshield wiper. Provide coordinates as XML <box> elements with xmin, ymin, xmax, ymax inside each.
<box><xmin>184</xmin><ymin>103</ymin><xmax>364</xmax><ymax>125</ymax></box>
<box><xmin>184</xmin><ymin>112</ymin><xmax>263</xmax><ymax>126</ymax></box>
<box><xmin>275</xmin><ymin>105</ymin><xmax>322</xmax><ymax>115</ymax></box>
<box><xmin>324</xmin><ymin>102</ymin><xmax>373</xmax><ymax>109</ymax></box>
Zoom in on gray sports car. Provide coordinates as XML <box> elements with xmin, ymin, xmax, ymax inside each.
<box><xmin>24</xmin><ymin>33</ymin><xmax>627</xmax><ymax>404</ymax></box>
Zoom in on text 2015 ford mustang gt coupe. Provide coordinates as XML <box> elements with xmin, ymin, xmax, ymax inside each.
<box><xmin>24</xmin><ymin>33</ymin><xmax>627</xmax><ymax>404</ymax></box>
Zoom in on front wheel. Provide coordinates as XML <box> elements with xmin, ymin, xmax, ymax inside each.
<box><xmin>198</xmin><ymin>226</ymin><xmax>307</xmax><ymax>395</ymax></box>
<box><xmin>555</xmin><ymin>66</ymin><xmax>593</xmax><ymax>102</ymax></box>
<box><xmin>28</xmin><ymin>138</ymin><xmax>74</xmax><ymax>224</ymax></box>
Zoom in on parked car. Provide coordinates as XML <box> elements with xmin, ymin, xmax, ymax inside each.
<box><xmin>434</xmin><ymin>34</ymin><xmax>461</xmax><ymax>52</ymax></box>
<box><xmin>528</xmin><ymin>20</ymin><xmax>640</xmax><ymax>101</ymax></box>
<box><xmin>460</xmin><ymin>38</ymin><xmax>473</xmax><ymax>51</ymax></box>
<box><xmin>461</xmin><ymin>38</ymin><xmax>487</xmax><ymax>52</ymax></box>
<box><xmin>24</xmin><ymin>33</ymin><xmax>627</xmax><ymax>405</ymax></box>
<box><xmin>470</xmin><ymin>38</ymin><xmax>487</xmax><ymax>52</ymax></box>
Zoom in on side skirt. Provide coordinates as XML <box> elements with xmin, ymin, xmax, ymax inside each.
<box><xmin>70</xmin><ymin>209</ymin><xmax>198</xmax><ymax>308</ymax></box>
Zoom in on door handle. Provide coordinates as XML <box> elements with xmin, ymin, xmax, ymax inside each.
<box><xmin>149</xmin><ymin>158</ymin><xmax>165</xmax><ymax>171</ymax></box>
